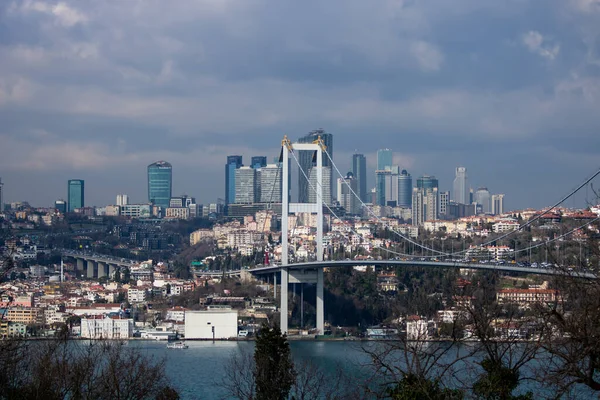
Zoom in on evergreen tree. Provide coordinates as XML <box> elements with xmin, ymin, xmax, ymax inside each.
<box><xmin>253</xmin><ymin>324</ymin><xmax>296</xmax><ymax>400</ymax></box>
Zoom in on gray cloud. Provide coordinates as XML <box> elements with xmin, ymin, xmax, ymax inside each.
<box><xmin>0</xmin><ymin>0</ymin><xmax>599</xmax><ymax>210</ymax></box>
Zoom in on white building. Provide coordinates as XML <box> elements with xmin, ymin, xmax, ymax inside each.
<box><xmin>492</xmin><ymin>218</ymin><xmax>519</xmax><ymax>233</ymax></box>
<box><xmin>165</xmin><ymin>207</ymin><xmax>190</xmax><ymax>220</ymax></box>
<box><xmin>184</xmin><ymin>309</ymin><xmax>238</xmax><ymax>339</ymax></box>
<box><xmin>116</xmin><ymin>194</ymin><xmax>129</xmax><ymax>206</ymax></box>
<box><xmin>80</xmin><ymin>316</ymin><xmax>133</xmax><ymax>339</ymax></box>
<box><xmin>491</xmin><ymin>194</ymin><xmax>504</xmax><ymax>215</ymax></box>
<box><xmin>121</xmin><ymin>204</ymin><xmax>152</xmax><ymax>218</ymax></box>
<box><xmin>128</xmin><ymin>287</ymin><xmax>148</xmax><ymax>303</ymax></box>
<box><xmin>406</xmin><ymin>318</ymin><xmax>429</xmax><ymax>340</ymax></box>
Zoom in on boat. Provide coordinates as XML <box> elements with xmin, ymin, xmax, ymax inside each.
<box><xmin>166</xmin><ymin>341</ymin><xmax>188</xmax><ymax>349</ymax></box>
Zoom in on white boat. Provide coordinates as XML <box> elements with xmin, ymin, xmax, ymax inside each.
<box><xmin>166</xmin><ymin>341</ymin><xmax>188</xmax><ymax>349</ymax></box>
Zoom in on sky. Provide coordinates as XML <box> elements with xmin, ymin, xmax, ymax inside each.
<box><xmin>1</xmin><ymin>0</ymin><xmax>599</xmax><ymax>211</ymax></box>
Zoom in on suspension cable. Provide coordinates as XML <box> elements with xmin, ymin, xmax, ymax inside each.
<box><xmin>323</xmin><ymin>148</ymin><xmax>449</xmax><ymax>256</ymax></box>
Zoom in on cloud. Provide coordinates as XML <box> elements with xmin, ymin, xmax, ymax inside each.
<box><xmin>521</xmin><ymin>31</ymin><xmax>560</xmax><ymax>60</ymax></box>
<box><xmin>0</xmin><ymin>0</ymin><xmax>599</xmax><ymax>208</ymax></box>
<box><xmin>570</xmin><ymin>0</ymin><xmax>600</xmax><ymax>12</ymax></box>
<box><xmin>20</xmin><ymin>1</ymin><xmax>88</xmax><ymax>27</ymax></box>
<box><xmin>410</xmin><ymin>41</ymin><xmax>445</xmax><ymax>72</ymax></box>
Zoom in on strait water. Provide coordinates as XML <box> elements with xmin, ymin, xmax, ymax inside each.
<box><xmin>131</xmin><ymin>340</ymin><xmax>370</xmax><ymax>399</ymax></box>
<box><xmin>129</xmin><ymin>340</ymin><xmax>591</xmax><ymax>400</ymax></box>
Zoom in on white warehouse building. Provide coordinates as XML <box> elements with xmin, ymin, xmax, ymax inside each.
<box><xmin>184</xmin><ymin>309</ymin><xmax>238</xmax><ymax>339</ymax></box>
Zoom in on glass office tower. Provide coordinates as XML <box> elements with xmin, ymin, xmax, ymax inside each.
<box><xmin>225</xmin><ymin>155</ymin><xmax>243</xmax><ymax>205</ymax></box>
<box><xmin>67</xmin><ymin>179</ymin><xmax>85</xmax><ymax>212</ymax></box>
<box><xmin>297</xmin><ymin>129</ymin><xmax>333</xmax><ymax>203</ymax></box>
<box><xmin>352</xmin><ymin>153</ymin><xmax>367</xmax><ymax>203</ymax></box>
<box><xmin>148</xmin><ymin>161</ymin><xmax>172</xmax><ymax>208</ymax></box>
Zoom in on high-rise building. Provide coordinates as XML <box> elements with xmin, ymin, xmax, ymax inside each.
<box><xmin>352</xmin><ymin>153</ymin><xmax>367</xmax><ymax>203</ymax></box>
<box><xmin>375</xmin><ymin>170</ymin><xmax>389</xmax><ymax>206</ymax></box>
<box><xmin>67</xmin><ymin>179</ymin><xmax>85</xmax><ymax>212</ymax></box>
<box><xmin>297</xmin><ymin>129</ymin><xmax>333</xmax><ymax>203</ymax></box>
<box><xmin>474</xmin><ymin>187</ymin><xmax>491</xmax><ymax>214</ymax></box>
<box><xmin>412</xmin><ymin>175</ymin><xmax>439</xmax><ymax>226</ymax></box>
<box><xmin>375</xmin><ymin>149</ymin><xmax>393</xmax><ymax>206</ymax></box>
<box><xmin>417</xmin><ymin>175</ymin><xmax>439</xmax><ymax>191</ymax></box>
<box><xmin>377</xmin><ymin>149</ymin><xmax>393</xmax><ymax>170</ymax></box>
<box><xmin>337</xmin><ymin>172</ymin><xmax>358</xmax><ymax>214</ymax></box>
<box><xmin>251</xmin><ymin>156</ymin><xmax>267</xmax><ymax>169</ymax></box>
<box><xmin>439</xmin><ymin>191</ymin><xmax>450</xmax><ymax>216</ymax></box>
<box><xmin>452</xmin><ymin>167</ymin><xmax>469</xmax><ymax>205</ymax></box>
<box><xmin>398</xmin><ymin>170</ymin><xmax>412</xmax><ymax>208</ymax></box>
<box><xmin>0</xmin><ymin>177</ymin><xmax>3</xmax><ymax>212</ymax></box>
<box><xmin>491</xmin><ymin>194</ymin><xmax>505</xmax><ymax>215</ymax></box>
<box><xmin>116</xmin><ymin>194</ymin><xmax>129</xmax><ymax>206</ymax></box>
<box><xmin>225</xmin><ymin>155</ymin><xmax>243</xmax><ymax>205</ymax></box>
<box><xmin>384</xmin><ymin>166</ymin><xmax>400</xmax><ymax>207</ymax></box>
<box><xmin>308</xmin><ymin>166</ymin><xmax>332</xmax><ymax>205</ymax></box>
<box><xmin>54</xmin><ymin>199</ymin><xmax>67</xmax><ymax>213</ymax></box>
<box><xmin>259</xmin><ymin>164</ymin><xmax>282</xmax><ymax>203</ymax></box>
<box><xmin>148</xmin><ymin>161</ymin><xmax>172</xmax><ymax>208</ymax></box>
<box><xmin>235</xmin><ymin>166</ymin><xmax>257</xmax><ymax>204</ymax></box>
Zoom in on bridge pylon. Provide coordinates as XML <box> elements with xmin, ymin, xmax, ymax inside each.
<box><xmin>280</xmin><ymin>136</ymin><xmax>325</xmax><ymax>334</ymax></box>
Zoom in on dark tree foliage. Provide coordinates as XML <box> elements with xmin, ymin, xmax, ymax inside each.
<box><xmin>254</xmin><ymin>324</ymin><xmax>296</xmax><ymax>400</ymax></box>
<box><xmin>472</xmin><ymin>358</ymin><xmax>533</xmax><ymax>400</ymax></box>
<box><xmin>387</xmin><ymin>373</ymin><xmax>464</xmax><ymax>400</ymax></box>
<box><xmin>0</xmin><ymin>339</ymin><xmax>178</xmax><ymax>400</ymax></box>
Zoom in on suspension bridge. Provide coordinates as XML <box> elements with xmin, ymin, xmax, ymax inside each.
<box><xmin>248</xmin><ymin>135</ymin><xmax>600</xmax><ymax>334</ymax></box>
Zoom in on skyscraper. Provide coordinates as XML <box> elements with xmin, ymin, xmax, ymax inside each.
<box><xmin>225</xmin><ymin>155</ymin><xmax>243</xmax><ymax>205</ymax></box>
<box><xmin>337</xmin><ymin>172</ymin><xmax>358</xmax><ymax>214</ymax></box>
<box><xmin>412</xmin><ymin>186</ymin><xmax>439</xmax><ymax>226</ymax></box>
<box><xmin>452</xmin><ymin>167</ymin><xmax>469</xmax><ymax>205</ymax></box>
<box><xmin>147</xmin><ymin>161</ymin><xmax>172</xmax><ymax>208</ymax></box>
<box><xmin>67</xmin><ymin>179</ymin><xmax>85</xmax><ymax>212</ymax></box>
<box><xmin>375</xmin><ymin>169</ymin><xmax>390</xmax><ymax>206</ymax></box>
<box><xmin>375</xmin><ymin>149</ymin><xmax>393</xmax><ymax>206</ymax></box>
<box><xmin>235</xmin><ymin>166</ymin><xmax>258</xmax><ymax>204</ymax></box>
<box><xmin>474</xmin><ymin>187</ymin><xmax>491</xmax><ymax>214</ymax></box>
<box><xmin>251</xmin><ymin>156</ymin><xmax>267</xmax><ymax>169</ymax></box>
<box><xmin>398</xmin><ymin>170</ymin><xmax>412</xmax><ymax>208</ymax></box>
<box><xmin>384</xmin><ymin>166</ymin><xmax>400</xmax><ymax>207</ymax></box>
<box><xmin>491</xmin><ymin>194</ymin><xmax>505</xmax><ymax>215</ymax></box>
<box><xmin>417</xmin><ymin>175</ymin><xmax>439</xmax><ymax>190</ymax></box>
<box><xmin>352</xmin><ymin>153</ymin><xmax>367</xmax><ymax>203</ymax></box>
<box><xmin>377</xmin><ymin>149</ymin><xmax>393</xmax><ymax>170</ymax></box>
<box><xmin>412</xmin><ymin>175</ymin><xmax>439</xmax><ymax>226</ymax></box>
<box><xmin>297</xmin><ymin>129</ymin><xmax>333</xmax><ymax>203</ymax></box>
<box><xmin>259</xmin><ymin>164</ymin><xmax>282</xmax><ymax>203</ymax></box>
<box><xmin>308</xmin><ymin>166</ymin><xmax>332</xmax><ymax>205</ymax></box>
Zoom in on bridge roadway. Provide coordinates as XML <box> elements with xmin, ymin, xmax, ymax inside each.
<box><xmin>249</xmin><ymin>259</ymin><xmax>597</xmax><ymax>278</ymax></box>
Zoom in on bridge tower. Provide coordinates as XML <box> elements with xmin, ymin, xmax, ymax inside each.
<box><xmin>280</xmin><ymin>136</ymin><xmax>325</xmax><ymax>334</ymax></box>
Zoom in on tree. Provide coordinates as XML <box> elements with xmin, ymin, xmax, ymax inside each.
<box><xmin>459</xmin><ymin>273</ymin><xmax>538</xmax><ymax>399</ymax></box>
<box><xmin>254</xmin><ymin>324</ymin><xmax>296</xmax><ymax>400</ymax></box>
<box><xmin>0</xmin><ymin>339</ymin><xmax>179</xmax><ymax>399</ymax></box>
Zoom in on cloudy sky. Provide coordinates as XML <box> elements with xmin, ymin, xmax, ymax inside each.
<box><xmin>1</xmin><ymin>0</ymin><xmax>599</xmax><ymax>210</ymax></box>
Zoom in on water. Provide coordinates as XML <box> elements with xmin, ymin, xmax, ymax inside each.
<box><xmin>129</xmin><ymin>340</ymin><xmax>592</xmax><ymax>400</ymax></box>
<box><xmin>130</xmin><ymin>340</ymin><xmax>371</xmax><ymax>399</ymax></box>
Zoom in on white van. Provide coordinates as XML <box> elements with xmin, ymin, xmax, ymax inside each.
<box><xmin>238</xmin><ymin>330</ymin><xmax>249</xmax><ymax>338</ymax></box>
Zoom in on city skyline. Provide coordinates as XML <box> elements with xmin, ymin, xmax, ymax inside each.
<box><xmin>2</xmin><ymin>147</ymin><xmax>598</xmax><ymax>213</ymax></box>
<box><xmin>0</xmin><ymin>1</ymin><xmax>598</xmax><ymax>209</ymax></box>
